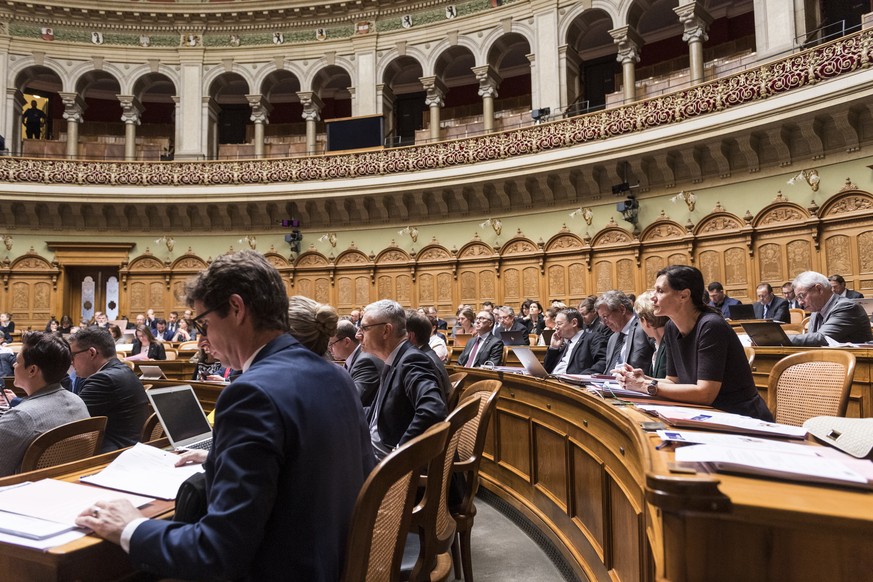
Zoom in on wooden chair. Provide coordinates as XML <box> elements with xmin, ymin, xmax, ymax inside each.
<box><xmin>403</xmin><ymin>397</ymin><xmax>480</xmax><ymax>582</ymax></box>
<box><xmin>767</xmin><ymin>350</ymin><xmax>856</xmax><ymax>426</ymax></box>
<box><xmin>743</xmin><ymin>346</ymin><xmax>755</xmax><ymax>368</ymax></box>
<box><xmin>121</xmin><ymin>359</ymin><xmax>136</xmax><ymax>371</ymax></box>
<box><xmin>141</xmin><ymin>412</ymin><xmax>165</xmax><ymax>442</ymax></box>
<box><xmin>163</xmin><ymin>348</ymin><xmax>178</xmax><ymax>361</ymax></box>
<box><xmin>177</xmin><ymin>340</ymin><xmax>199</xmax><ymax>352</ymax></box>
<box><xmin>446</xmin><ymin>372</ymin><xmax>469</xmax><ymax>412</ymax></box>
<box><xmin>789</xmin><ymin>308</ymin><xmax>805</xmax><ymax>324</ymax></box>
<box><xmin>19</xmin><ymin>416</ymin><xmax>108</xmax><ymax>472</ymax></box>
<box><xmin>449</xmin><ymin>380</ymin><xmax>502</xmax><ymax>582</ymax></box>
<box><xmin>341</xmin><ymin>423</ymin><xmax>450</xmax><ymax>582</ymax></box>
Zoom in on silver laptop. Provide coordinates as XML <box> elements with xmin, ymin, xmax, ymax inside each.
<box><xmin>146</xmin><ymin>384</ymin><xmax>213</xmax><ymax>451</ymax></box>
<box><xmin>139</xmin><ymin>365</ymin><xmax>167</xmax><ymax>380</ymax></box>
<box><xmin>511</xmin><ymin>346</ymin><xmax>550</xmax><ymax>378</ymax></box>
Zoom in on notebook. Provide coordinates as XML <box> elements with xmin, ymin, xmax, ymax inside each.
<box><xmin>728</xmin><ymin>304</ymin><xmax>756</xmax><ymax>320</ymax></box>
<box><xmin>740</xmin><ymin>321</ymin><xmax>793</xmax><ymax>347</ymax></box>
<box><xmin>139</xmin><ymin>365</ymin><xmax>167</xmax><ymax>380</ymax></box>
<box><xmin>499</xmin><ymin>330</ymin><xmax>526</xmax><ymax>345</ymax></box>
<box><xmin>146</xmin><ymin>385</ymin><xmax>213</xmax><ymax>451</ymax></box>
<box><xmin>511</xmin><ymin>346</ymin><xmax>550</xmax><ymax>378</ymax></box>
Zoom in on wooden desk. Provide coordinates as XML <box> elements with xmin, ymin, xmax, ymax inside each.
<box><xmin>465</xmin><ymin>368</ymin><xmax>873</xmax><ymax>582</ymax></box>
<box><xmin>0</xmin><ymin>443</ymin><xmax>173</xmax><ymax>582</ymax></box>
<box><xmin>130</xmin><ymin>359</ymin><xmax>195</xmax><ymax>381</ymax></box>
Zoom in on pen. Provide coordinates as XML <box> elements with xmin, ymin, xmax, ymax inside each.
<box><xmin>655</xmin><ymin>440</ymin><xmax>670</xmax><ymax>450</ymax></box>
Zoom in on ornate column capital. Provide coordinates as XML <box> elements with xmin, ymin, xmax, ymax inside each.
<box><xmin>472</xmin><ymin>65</ymin><xmax>502</xmax><ymax>99</ymax></box>
<box><xmin>117</xmin><ymin>95</ymin><xmax>143</xmax><ymax>126</ymax></box>
<box><xmin>297</xmin><ymin>91</ymin><xmax>323</xmax><ymax>122</ymax></box>
<box><xmin>674</xmin><ymin>2</ymin><xmax>713</xmax><ymax>43</ymax></box>
<box><xmin>59</xmin><ymin>92</ymin><xmax>86</xmax><ymax>124</ymax></box>
<box><xmin>419</xmin><ymin>76</ymin><xmax>447</xmax><ymax>108</ymax></box>
<box><xmin>246</xmin><ymin>94</ymin><xmax>273</xmax><ymax>124</ymax></box>
<box><xmin>609</xmin><ymin>26</ymin><xmax>643</xmax><ymax>64</ymax></box>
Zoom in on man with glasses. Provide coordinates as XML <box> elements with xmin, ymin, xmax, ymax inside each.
<box><xmin>329</xmin><ymin>318</ymin><xmax>383</xmax><ymax>406</ymax></box>
<box><xmin>78</xmin><ymin>250</ymin><xmax>374</xmax><ymax>581</ymax></box>
<box><xmin>69</xmin><ymin>326</ymin><xmax>149</xmax><ymax>452</ymax></box>
<box><xmin>493</xmin><ymin>305</ymin><xmax>528</xmax><ymax>345</ymax></box>
<box><xmin>544</xmin><ymin>308</ymin><xmax>608</xmax><ymax>375</ymax></box>
<box><xmin>457</xmin><ymin>311</ymin><xmax>504</xmax><ymax>367</ymax></box>
<box><xmin>789</xmin><ymin>271</ymin><xmax>872</xmax><ymax>346</ymax></box>
<box><xmin>357</xmin><ymin>299</ymin><xmax>446</xmax><ymax>460</ymax></box>
<box><xmin>596</xmin><ymin>290</ymin><xmax>654</xmax><ymax>374</ymax></box>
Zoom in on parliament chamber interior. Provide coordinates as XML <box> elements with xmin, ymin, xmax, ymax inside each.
<box><xmin>1</xmin><ymin>0</ymin><xmax>873</xmax><ymax>580</ymax></box>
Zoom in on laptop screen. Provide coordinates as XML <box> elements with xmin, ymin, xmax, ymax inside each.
<box><xmin>147</xmin><ymin>385</ymin><xmax>212</xmax><ymax>445</ymax></box>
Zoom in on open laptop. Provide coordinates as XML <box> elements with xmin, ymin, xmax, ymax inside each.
<box><xmin>146</xmin><ymin>385</ymin><xmax>213</xmax><ymax>451</ymax></box>
<box><xmin>740</xmin><ymin>321</ymin><xmax>793</xmax><ymax>347</ymax></box>
<box><xmin>139</xmin><ymin>365</ymin><xmax>167</xmax><ymax>380</ymax></box>
<box><xmin>511</xmin><ymin>346</ymin><xmax>550</xmax><ymax>378</ymax></box>
<box><xmin>499</xmin><ymin>329</ymin><xmax>527</xmax><ymax>345</ymax></box>
<box><xmin>728</xmin><ymin>304</ymin><xmax>757</xmax><ymax>320</ymax></box>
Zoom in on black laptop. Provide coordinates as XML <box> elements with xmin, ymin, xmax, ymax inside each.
<box><xmin>740</xmin><ymin>321</ymin><xmax>793</xmax><ymax>347</ymax></box>
<box><xmin>728</xmin><ymin>304</ymin><xmax>757</xmax><ymax>320</ymax></box>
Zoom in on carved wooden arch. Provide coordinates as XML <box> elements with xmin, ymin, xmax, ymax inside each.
<box><xmin>693</xmin><ymin>205</ymin><xmax>746</xmax><ymax>238</ymax></box>
<box><xmin>639</xmin><ymin>216</ymin><xmax>688</xmax><ymax>242</ymax></box>
<box><xmin>126</xmin><ymin>252</ymin><xmax>167</xmax><ymax>272</ymax></box>
<box><xmin>262</xmin><ymin>249</ymin><xmax>291</xmax><ymax>269</ymax></box>
<box><xmin>334</xmin><ymin>247</ymin><xmax>372</xmax><ymax>267</ymax></box>
<box><xmin>590</xmin><ymin>219</ymin><xmax>636</xmax><ymax>247</ymax></box>
<box><xmin>374</xmin><ymin>246</ymin><xmax>412</xmax><ymax>266</ymax></box>
<box><xmin>295</xmin><ymin>249</ymin><xmax>331</xmax><ymax>268</ymax></box>
<box><xmin>415</xmin><ymin>242</ymin><xmax>454</xmax><ymax>263</ymax></box>
<box><xmin>751</xmin><ymin>193</ymin><xmax>812</xmax><ymax>229</ymax></box>
<box><xmin>169</xmin><ymin>252</ymin><xmax>208</xmax><ymax>273</ymax></box>
<box><xmin>456</xmin><ymin>238</ymin><xmax>496</xmax><ymax>260</ymax></box>
<box><xmin>817</xmin><ymin>189</ymin><xmax>873</xmax><ymax>219</ymax></box>
<box><xmin>544</xmin><ymin>228</ymin><xmax>586</xmax><ymax>254</ymax></box>
<box><xmin>10</xmin><ymin>251</ymin><xmax>56</xmax><ymax>273</ymax></box>
<box><xmin>499</xmin><ymin>234</ymin><xmax>542</xmax><ymax>258</ymax></box>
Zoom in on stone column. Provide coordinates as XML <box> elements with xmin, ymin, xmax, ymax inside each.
<box><xmin>609</xmin><ymin>26</ymin><xmax>643</xmax><ymax>103</ymax></box>
<box><xmin>674</xmin><ymin>2</ymin><xmax>713</xmax><ymax>85</ymax></box>
<box><xmin>117</xmin><ymin>95</ymin><xmax>143</xmax><ymax>161</ymax></box>
<box><xmin>204</xmin><ymin>97</ymin><xmax>220</xmax><ymax>160</ymax></box>
<box><xmin>246</xmin><ymin>94</ymin><xmax>272</xmax><ymax>158</ymax></box>
<box><xmin>376</xmin><ymin>83</ymin><xmax>395</xmax><ymax>145</ymax></box>
<box><xmin>472</xmin><ymin>65</ymin><xmax>502</xmax><ymax>134</ymax></box>
<box><xmin>176</xmin><ymin>49</ymin><xmax>206</xmax><ymax>160</ymax></box>
<box><xmin>558</xmin><ymin>44</ymin><xmax>582</xmax><ymax>113</ymax></box>
<box><xmin>752</xmin><ymin>0</ymin><xmax>797</xmax><ymax>58</ymax></box>
<box><xmin>297</xmin><ymin>91</ymin><xmax>323</xmax><ymax>155</ymax></box>
<box><xmin>58</xmin><ymin>92</ymin><xmax>86</xmax><ymax>159</ymax></box>
<box><xmin>419</xmin><ymin>76</ymin><xmax>447</xmax><ymax>142</ymax></box>
<box><xmin>7</xmin><ymin>89</ymin><xmax>24</xmax><ymax>154</ymax></box>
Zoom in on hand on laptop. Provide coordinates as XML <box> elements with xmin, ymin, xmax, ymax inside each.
<box><xmin>175</xmin><ymin>449</ymin><xmax>208</xmax><ymax>466</ymax></box>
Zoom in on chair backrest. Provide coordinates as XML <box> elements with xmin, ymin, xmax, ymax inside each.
<box><xmin>452</xmin><ymin>380</ymin><xmax>502</xmax><ymax>508</ymax></box>
<box><xmin>342</xmin><ymin>422</ymin><xmax>450</xmax><ymax>582</ymax></box>
<box><xmin>163</xmin><ymin>348</ymin><xmax>178</xmax><ymax>361</ymax></box>
<box><xmin>767</xmin><ymin>350</ymin><xmax>856</xmax><ymax>426</ymax></box>
<box><xmin>789</xmin><ymin>308</ymin><xmax>805</xmax><ymax>324</ymax></box>
<box><xmin>121</xmin><ymin>359</ymin><xmax>135</xmax><ymax>371</ymax></box>
<box><xmin>446</xmin><ymin>371</ymin><xmax>469</xmax><ymax>411</ymax></box>
<box><xmin>743</xmin><ymin>346</ymin><xmax>755</xmax><ymax>368</ymax></box>
<box><xmin>177</xmin><ymin>341</ymin><xmax>199</xmax><ymax>351</ymax></box>
<box><xmin>141</xmin><ymin>411</ymin><xmax>165</xmax><ymax>442</ymax></box>
<box><xmin>19</xmin><ymin>416</ymin><xmax>108</xmax><ymax>472</ymax></box>
<box><xmin>409</xmin><ymin>397</ymin><xmax>479</xmax><ymax>582</ymax></box>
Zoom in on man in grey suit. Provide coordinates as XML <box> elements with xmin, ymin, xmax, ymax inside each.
<box><xmin>791</xmin><ymin>271</ymin><xmax>873</xmax><ymax>346</ymax></box>
<box><xmin>329</xmin><ymin>319</ymin><xmax>383</xmax><ymax>407</ymax></box>
<box><xmin>0</xmin><ymin>332</ymin><xmax>89</xmax><ymax>476</ymax></box>
<box><xmin>753</xmin><ymin>283</ymin><xmax>790</xmax><ymax>322</ymax></box>
<box><xmin>596</xmin><ymin>290</ymin><xmax>654</xmax><ymax>374</ymax></box>
<box><xmin>457</xmin><ymin>310</ymin><xmax>504</xmax><ymax>367</ymax></box>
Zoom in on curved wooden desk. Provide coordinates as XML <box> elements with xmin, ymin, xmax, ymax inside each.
<box><xmin>465</xmin><ymin>369</ymin><xmax>873</xmax><ymax>582</ymax></box>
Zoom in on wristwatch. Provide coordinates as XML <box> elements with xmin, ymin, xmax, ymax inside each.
<box><xmin>646</xmin><ymin>378</ymin><xmax>659</xmax><ymax>396</ymax></box>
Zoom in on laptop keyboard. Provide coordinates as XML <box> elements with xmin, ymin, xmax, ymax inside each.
<box><xmin>186</xmin><ymin>439</ymin><xmax>212</xmax><ymax>451</ymax></box>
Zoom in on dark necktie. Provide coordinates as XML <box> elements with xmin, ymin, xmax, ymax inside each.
<box><xmin>811</xmin><ymin>313</ymin><xmax>822</xmax><ymax>333</ymax></box>
<box><xmin>465</xmin><ymin>337</ymin><xmax>481</xmax><ymax>368</ymax></box>
<box><xmin>610</xmin><ymin>332</ymin><xmax>626</xmax><ymax>371</ymax></box>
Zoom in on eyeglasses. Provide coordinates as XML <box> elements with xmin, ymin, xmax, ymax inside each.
<box><xmin>70</xmin><ymin>347</ymin><xmax>92</xmax><ymax>357</ymax></box>
<box><xmin>475</xmin><ymin>317</ymin><xmax>492</xmax><ymax>322</ymax></box>
<box><xmin>794</xmin><ymin>286</ymin><xmax>815</xmax><ymax>301</ymax></box>
<box><xmin>328</xmin><ymin>338</ymin><xmax>342</xmax><ymax>349</ymax></box>
<box><xmin>192</xmin><ymin>302</ymin><xmax>226</xmax><ymax>337</ymax></box>
<box><xmin>359</xmin><ymin>321</ymin><xmax>388</xmax><ymax>332</ymax></box>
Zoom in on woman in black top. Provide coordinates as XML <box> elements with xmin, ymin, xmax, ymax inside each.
<box><xmin>130</xmin><ymin>325</ymin><xmax>167</xmax><ymax>360</ymax></box>
<box><xmin>615</xmin><ymin>265</ymin><xmax>773</xmax><ymax>420</ymax></box>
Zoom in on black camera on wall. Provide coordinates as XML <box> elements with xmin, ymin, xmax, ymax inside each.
<box><xmin>616</xmin><ymin>197</ymin><xmax>638</xmax><ymax>213</ymax></box>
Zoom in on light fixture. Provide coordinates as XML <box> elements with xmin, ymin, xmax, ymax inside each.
<box><xmin>479</xmin><ymin>218</ymin><xmax>502</xmax><ymax>236</ymax></box>
<box><xmin>154</xmin><ymin>235</ymin><xmax>175</xmax><ymax>252</ymax></box>
<box><xmin>787</xmin><ymin>169</ymin><xmax>820</xmax><ymax>191</ymax></box>
<box><xmin>0</xmin><ymin>234</ymin><xmax>11</xmax><ymax>251</ymax></box>
<box><xmin>670</xmin><ymin>191</ymin><xmax>696</xmax><ymax>211</ymax></box>
<box><xmin>397</xmin><ymin>226</ymin><xmax>419</xmax><ymax>243</ymax></box>
<box><xmin>318</xmin><ymin>232</ymin><xmax>338</xmax><ymax>247</ymax></box>
<box><xmin>238</xmin><ymin>235</ymin><xmax>257</xmax><ymax>250</ymax></box>
<box><xmin>569</xmin><ymin>207</ymin><xmax>593</xmax><ymax>225</ymax></box>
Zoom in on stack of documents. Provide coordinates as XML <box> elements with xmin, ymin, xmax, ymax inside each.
<box><xmin>637</xmin><ymin>404</ymin><xmax>807</xmax><ymax>438</ymax></box>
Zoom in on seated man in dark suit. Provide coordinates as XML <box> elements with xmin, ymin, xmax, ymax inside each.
<box><xmin>781</xmin><ymin>281</ymin><xmax>801</xmax><ymax>309</ymax></box>
<box><xmin>153</xmin><ymin>318</ymin><xmax>175</xmax><ymax>342</ymax></box>
<box><xmin>329</xmin><ymin>319</ymin><xmax>383</xmax><ymax>407</ymax></box>
<box><xmin>78</xmin><ymin>250</ymin><xmax>374</xmax><ymax>581</ymax></box>
<box><xmin>359</xmin><ymin>299</ymin><xmax>447</xmax><ymax>460</ymax></box>
<box><xmin>543</xmin><ymin>308</ymin><xmax>607</xmax><ymax>375</ymax></box>
<box><xmin>753</xmin><ymin>283</ymin><xmax>790</xmax><ymax>322</ymax></box>
<box><xmin>406</xmin><ymin>310</ymin><xmax>451</xmax><ymax>402</ymax></box>
<box><xmin>68</xmin><ymin>327</ymin><xmax>149</xmax><ymax>452</ymax></box>
<box><xmin>457</xmin><ymin>310</ymin><xmax>504</xmax><ymax>368</ymax></box>
<box><xmin>707</xmin><ymin>281</ymin><xmax>741</xmax><ymax>318</ymax></box>
<box><xmin>596</xmin><ymin>290</ymin><xmax>654</xmax><ymax>374</ymax></box>
<box><xmin>493</xmin><ymin>305</ymin><xmax>529</xmax><ymax>345</ymax></box>
<box><xmin>829</xmin><ymin>274</ymin><xmax>864</xmax><ymax>299</ymax></box>
<box><xmin>790</xmin><ymin>271</ymin><xmax>873</xmax><ymax>346</ymax></box>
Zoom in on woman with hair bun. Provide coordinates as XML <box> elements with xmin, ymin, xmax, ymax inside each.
<box><xmin>287</xmin><ymin>295</ymin><xmax>339</xmax><ymax>357</ymax></box>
